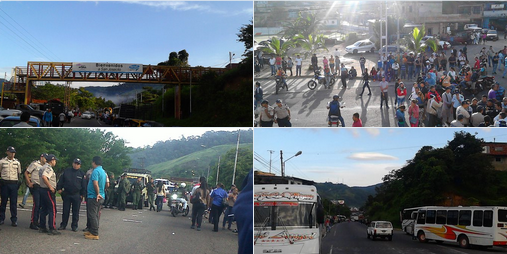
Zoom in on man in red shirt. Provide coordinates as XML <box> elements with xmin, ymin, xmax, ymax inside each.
<box><xmin>352</xmin><ymin>113</ymin><xmax>363</xmax><ymax>127</ymax></box>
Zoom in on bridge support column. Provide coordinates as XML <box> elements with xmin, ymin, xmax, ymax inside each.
<box><xmin>175</xmin><ymin>83</ymin><xmax>181</xmax><ymax>119</ymax></box>
<box><xmin>25</xmin><ymin>80</ymin><xmax>32</xmax><ymax>104</ymax></box>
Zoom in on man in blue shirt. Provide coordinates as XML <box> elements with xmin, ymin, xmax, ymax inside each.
<box><xmin>210</xmin><ymin>183</ymin><xmax>228</xmax><ymax>232</ymax></box>
<box><xmin>84</xmin><ymin>156</ymin><xmax>106</xmax><ymax>240</ymax></box>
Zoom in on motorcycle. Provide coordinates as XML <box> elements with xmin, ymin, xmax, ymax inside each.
<box><xmin>328</xmin><ymin>115</ymin><xmax>343</xmax><ymax>127</ymax></box>
<box><xmin>169</xmin><ymin>193</ymin><xmax>189</xmax><ymax>217</ymax></box>
<box><xmin>275</xmin><ymin>75</ymin><xmax>288</xmax><ymax>94</ymax></box>
<box><xmin>477</xmin><ymin>76</ymin><xmax>495</xmax><ymax>91</ymax></box>
<box><xmin>308</xmin><ymin>69</ymin><xmax>334</xmax><ymax>90</ymax></box>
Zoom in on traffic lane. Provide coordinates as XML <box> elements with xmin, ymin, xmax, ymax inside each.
<box><xmin>260</xmin><ymin>77</ymin><xmax>398</xmax><ymax>127</ymax></box>
<box><xmin>64</xmin><ymin>117</ymin><xmax>103</xmax><ymax>127</ymax></box>
<box><xmin>0</xmin><ymin>201</ymin><xmax>238</xmax><ymax>254</ymax></box>
<box><xmin>323</xmin><ymin>222</ymin><xmax>507</xmax><ymax>254</ymax></box>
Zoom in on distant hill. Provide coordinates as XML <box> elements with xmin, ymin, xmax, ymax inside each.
<box><xmin>147</xmin><ymin>143</ymin><xmax>252</xmax><ymax>178</ymax></box>
<box><xmin>84</xmin><ymin>83</ymin><xmax>164</xmax><ymax>104</ymax></box>
<box><xmin>315</xmin><ymin>182</ymin><xmax>380</xmax><ymax>208</ymax></box>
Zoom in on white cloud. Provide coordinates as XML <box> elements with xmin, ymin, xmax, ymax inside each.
<box><xmin>347</xmin><ymin>152</ymin><xmax>398</xmax><ymax>161</ymax></box>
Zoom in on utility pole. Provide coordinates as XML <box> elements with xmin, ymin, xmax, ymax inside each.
<box><xmin>280</xmin><ymin>150</ymin><xmax>284</xmax><ymax>177</ymax></box>
<box><xmin>216</xmin><ymin>156</ymin><xmax>221</xmax><ymax>186</ymax></box>
<box><xmin>267</xmin><ymin>150</ymin><xmax>275</xmax><ymax>174</ymax></box>
<box><xmin>232</xmin><ymin>130</ymin><xmax>240</xmax><ymax>186</ymax></box>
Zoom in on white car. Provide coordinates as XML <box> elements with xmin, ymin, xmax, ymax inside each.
<box><xmin>81</xmin><ymin>111</ymin><xmax>92</xmax><ymax>119</ymax></box>
<box><xmin>0</xmin><ymin>106</ymin><xmax>22</xmax><ymax>118</ymax></box>
<box><xmin>367</xmin><ymin>221</ymin><xmax>393</xmax><ymax>241</ymax></box>
<box><xmin>345</xmin><ymin>39</ymin><xmax>376</xmax><ymax>54</ymax></box>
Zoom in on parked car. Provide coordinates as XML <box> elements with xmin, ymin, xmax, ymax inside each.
<box><xmin>367</xmin><ymin>221</ymin><xmax>393</xmax><ymax>241</ymax></box>
<box><xmin>379</xmin><ymin>45</ymin><xmax>407</xmax><ymax>54</ymax></box>
<box><xmin>487</xmin><ymin>30</ymin><xmax>498</xmax><ymax>41</ymax></box>
<box><xmin>81</xmin><ymin>111</ymin><xmax>93</xmax><ymax>119</ymax></box>
<box><xmin>345</xmin><ymin>39</ymin><xmax>376</xmax><ymax>54</ymax></box>
<box><xmin>0</xmin><ymin>116</ymin><xmax>41</xmax><ymax>127</ymax></box>
<box><xmin>0</xmin><ymin>106</ymin><xmax>22</xmax><ymax>118</ymax></box>
<box><xmin>464</xmin><ymin>24</ymin><xmax>480</xmax><ymax>30</ymax></box>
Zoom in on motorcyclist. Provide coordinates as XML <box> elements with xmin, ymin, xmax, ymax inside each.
<box><xmin>326</xmin><ymin>94</ymin><xmax>345</xmax><ymax>127</ymax></box>
<box><xmin>276</xmin><ymin>67</ymin><xmax>288</xmax><ymax>91</ymax></box>
<box><xmin>177</xmin><ymin>183</ymin><xmax>188</xmax><ymax>212</ymax></box>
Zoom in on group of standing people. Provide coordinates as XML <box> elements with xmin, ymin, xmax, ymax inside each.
<box><xmin>42</xmin><ymin>109</ymin><xmax>74</xmax><ymax>127</ymax></box>
<box><xmin>0</xmin><ymin>146</ymin><xmax>108</xmax><ymax>240</ymax></box>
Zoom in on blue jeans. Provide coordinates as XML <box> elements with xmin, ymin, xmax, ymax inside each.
<box><xmin>270</xmin><ymin>65</ymin><xmax>276</xmax><ymax>75</ymax></box>
<box><xmin>296</xmin><ymin>65</ymin><xmax>302</xmax><ymax>76</ymax></box>
<box><xmin>222</xmin><ymin>206</ymin><xmax>234</xmax><ymax>229</ymax></box>
<box><xmin>503</xmin><ymin>66</ymin><xmax>507</xmax><ymax>77</ymax></box>
<box><xmin>408</xmin><ymin>65</ymin><xmax>414</xmax><ymax>79</ymax></box>
<box><xmin>489</xmin><ymin>55</ymin><xmax>493</xmax><ymax>66</ymax></box>
<box><xmin>493</xmin><ymin>63</ymin><xmax>498</xmax><ymax>73</ymax></box>
<box><xmin>156</xmin><ymin>195</ymin><xmax>164</xmax><ymax>212</ymax></box>
<box><xmin>397</xmin><ymin>97</ymin><xmax>406</xmax><ymax>106</ymax></box>
<box><xmin>401</xmin><ymin>69</ymin><xmax>406</xmax><ymax>79</ymax></box>
<box><xmin>415</xmin><ymin>66</ymin><xmax>421</xmax><ymax>78</ymax></box>
<box><xmin>22</xmin><ymin>187</ymin><xmax>31</xmax><ymax>205</ymax></box>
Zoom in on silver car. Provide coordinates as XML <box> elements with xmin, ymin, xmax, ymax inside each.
<box><xmin>345</xmin><ymin>40</ymin><xmax>376</xmax><ymax>54</ymax></box>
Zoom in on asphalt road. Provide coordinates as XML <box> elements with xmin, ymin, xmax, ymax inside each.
<box><xmin>0</xmin><ymin>198</ymin><xmax>238</xmax><ymax>254</ymax></box>
<box><xmin>322</xmin><ymin>222</ymin><xmax>507</xmax><ymax>254</ymax></box>
<box><xmin>255</xmin><ymin>38</ymin><xmax>507</xmax><ymax>127</ymax></box>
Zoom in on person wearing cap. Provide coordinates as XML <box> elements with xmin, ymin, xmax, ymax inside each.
<box><xmin>441</xmin><ymin>86</ymin><xmax>454</xmax><ymax>126</ymax></box>
<box><xmin>259</xmin><ymin>100</ymin><xmax>274</xmax><ymax>127</ymax></box>
<box><xmin>131</xmin><ymin>177</ymin><xmax>144</xmax><ymax>210</ymax></box>
<box><xmin>494</xmin><ymin>112</ymin><xmax>507</xmax><ymax>127</ymax></box>
<box><xmin>146</xmin><ymin>178</ymin><xmax>156</xmax><ymax>211</ymax></box>
<box><xmin>456</xmin><ymin>100</ymin><xmax>471</xmax><ymax>126</ymax></box>
<box><xmin>471</xmin><ymin>106</ymin><xmax>485</xmax><ymax>127</ymax></box>
<box><xmin>117</xmin><ymin>173</ymin><xmax>130</xmax><ymax>211</ymax></box>
<box><xmin>427</xmin><ymin>94</ymin><xmax>443</xmax><ymax>127</ymax></box>
<box><xmin>451</xmin><ymin>114</ymin><xmax>465</xmax><ymax>127</ymax></box>
<box><xmin>104</xmin><ymin>172</ymin><xmax>117</xmax><ymax>209</ymax></box>
<box><xmin>273</xmin><ymin>99</ymin><xmax>291</xmax><ymax>127</ymax></box>
<box><xmin>56</xmin><ymin>158</ymin><xmax>86</xmax><ymax>231</ymax></box>
<box><xmin>327</xmin><ymin>94</ymin><xmax>345</xmax><ymax>127</ymax></box>
<box><xmin>84</xmin><ymin>156</ymin><xmax>107</xmax><ymax>240</ymax></box>
<box><xmin>24</xmin><ymin>153</ymin><xmax>47</xmax><ymax>230</ymax></box>
<box><xmin>0</xmin><ymin>146</ymin><xmax>22</xmax><ymax>227</ymax></box>
<box><xmin>39</xmin><ymin>154</ymin><xmax>60</xmax><ymax>235</ymax></box>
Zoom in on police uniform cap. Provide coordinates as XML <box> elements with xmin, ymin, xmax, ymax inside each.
<box><xmin>6</xmin><ymin>146</ymin><xmax>16</xmax><ymax>153</ymax></box>
<box><xmin>46</xmin><ymin>154</ymin><xmax>58</xmax><ymax>161</ymax></box>
<box><xmin>73</xmin><ymin>158</ymin><xmax>82</xmax><ymax>164</ymax></box>
<box><xmin>261</xmin><ymin>100</ymin><xmax>269</xmax><ymax>105</ymax></box>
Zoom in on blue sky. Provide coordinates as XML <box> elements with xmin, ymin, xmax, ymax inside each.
<box><xmin>0</xmin><ymin>1</ymin><xmax>252</xmax><ymax>85</ymax></box>
<box><xmin>254</xmin><ymin>128</ymin><xmax>507</xmax><ymax>187</ymax></box>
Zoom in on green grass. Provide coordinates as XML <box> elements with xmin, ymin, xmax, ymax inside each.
<box><xmin>147</xmin><ymin>143</ymin><xmax>252</xmax><ymax>178</ymax></box>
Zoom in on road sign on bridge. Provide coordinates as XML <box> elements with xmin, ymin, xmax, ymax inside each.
<box><xmin>3</xmin><ymin>62</ymin><xmax>227</xmax><ymax>119</ymax></box>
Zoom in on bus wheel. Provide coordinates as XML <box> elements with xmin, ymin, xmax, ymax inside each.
<box><xmin>458</xmin><ymin>235</ymin><xmax>470</xmax><ymax>248</ymax></box>
<box><xmin>417</xmin><ymin>231</ymin><xmax>428</xmax><ymax>243</ymax></box>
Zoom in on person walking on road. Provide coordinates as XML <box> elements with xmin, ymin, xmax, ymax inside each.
<box><xmin>191</xmin><ymin>176</ymin><xmax>210</xmax><ymax>231</ymax></box>
<box><xmin>210</xmin><ymin>183</ymin><xmax>228</xmax><ymax>232</ymax></box>
<box><xmin>0</xmin><ymin>146</ymin><xmax>22</xmax><ymax>227</ymax></box>
<box><xmin>295</xmin><ymin>55</ymin><xmax>302</xmax><ymax>77</ymax></box>
<box><xmin>118</xmin><ymin>173</ymin><xmax>130</xmax><ymax>211</ymax></box>
<box><xmin>254</xmin><ymin>82</ymin><xmax>263</xmax><ymax>110</ymax></box>
<box><xmin>147</xmin><ymin>178</ymin><xmax>156</xmax><ymax>211</ymax></box>
<box><xmin>359</xmin><ymin>68</ymin><xmax>371</xmax><ymax>96</ymax></box>
<box><xmin>57</xmin><ymin>158</ymin><xmax>86</xmax><ymax>232</ymax></box>
<box><xmin>131</xmin><ymin>177</ymin><xmax>144</xmax><ymax>210</ymax></box>
<box><xmin>340</xmin><ymin>63</ymin><xmax>348</xmax><ymax>89</ymax></box>
<box><xmin>84</xmin><ymin>156</ymin><xmax>107</xmax><ymax>240</ymax></box>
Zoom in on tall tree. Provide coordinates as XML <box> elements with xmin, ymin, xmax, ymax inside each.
<box><xmin>237</xmin><ymin>20</ymin><xmax>253</xmax><ymax>59</ymax></box>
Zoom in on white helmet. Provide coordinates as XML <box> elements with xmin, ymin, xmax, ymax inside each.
<box><xmin>180</xmin><ymin>183</ymin><xmax>186</xmax><ymax>188</ymax></box>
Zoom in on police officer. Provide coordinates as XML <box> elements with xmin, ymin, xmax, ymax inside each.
<box><xmin>0</xmin><ymin>146</ymin><xmax>22</xmax><ymax>227</ymax></box>
<box><xmin>24</xmin><ymin>153</ymin><xmax>47</xmax><ymax>230</ymax></box>
<box><xmin>131</xmin><ymin>177</ymin><xmax>144</xmax><ymax>210</ymax></box>
<box><xmin>57</xmin><ymin>158</ymin><xmax>86</xmax><ymax>231</ymax></box>
<box><xmin>118</xmin><ymin>174</ymin><xmax>130</xmax><ymax>211</ymax></box>
<box><xmin>104</xmin><ymin>173</ymin><xmax>117</xmax><ymax>208</ymax></box>
<box><xmin>39</xmin><ymin>154</ymin><xmax>61</xmax><ymax>235</ymax></box>
<box><xmin>146</xmin><ymin>178</ymin><xmax>155</xmax><ymax>211</ymax></box>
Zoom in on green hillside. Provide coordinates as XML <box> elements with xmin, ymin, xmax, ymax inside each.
<box><xmin>316</xmin><ymin>182</ymin><xmax>380</xmax><ymax>208</ymax></box>
<box><xmin>148</xmin><ymin>143</ymin><xmax>252</xmax><ymax>179</ymax></box>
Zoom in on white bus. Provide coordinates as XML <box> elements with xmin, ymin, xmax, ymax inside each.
<box><xmin>413</xmin><ymin>206</ymin><xmax>507</xmax><ymax>248</ymax></box>
<box><xmin>400</xmin><ymin>207</ymin><xmax>423</xmax><ymax>235</ymax></box>
<box><xmin>254</xmin><ymin>184</ymin><xmax>324</xmax><ymax>254</ymax></box>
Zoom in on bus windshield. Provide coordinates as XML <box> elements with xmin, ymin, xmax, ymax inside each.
<box><xmin>255</xmin><ymin>202</ymin><xmax>315</xmax><ymax>228</ymax></box>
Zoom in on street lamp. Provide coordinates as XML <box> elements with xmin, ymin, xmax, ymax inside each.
<box><xmin>280</xmin><ymin>150</ymin><xmax>302</xmax><ymax>177</ymax></box>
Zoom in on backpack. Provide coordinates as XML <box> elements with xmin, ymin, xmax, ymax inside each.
<box><xmin>190</xmin><ymin>189</ymin><xmax>202</xmax><ymax>204</ymax></box>
<box><xmin>329</xmin><ymin>101</ymin><xmax>340</xmax><ymax>116</ymax></box>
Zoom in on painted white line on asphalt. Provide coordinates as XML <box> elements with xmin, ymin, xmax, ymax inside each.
<box><xmin>333</xmin><ymin>230</ymin><xmax>336</xmax><ymax>237</ymax></box>
<box><xmin>329</xmin><ymin>245</ymin><xmax>333</xmax><ymax>254</ymax></box>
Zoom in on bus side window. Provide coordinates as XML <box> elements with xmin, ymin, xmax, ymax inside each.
<box><xmin>484</xmin><ymin>210</ymin><xmax>493</xmax><ymax>227</ymax></box>
<box><xmin>459</xmin><ymin>210</ymin><xmax>471</xmax><ymax>226</ymax></box>
<box><xmin>447</xmin><ymin>210</ymin><xmax>458</xmax><ymax>225</ymax></box>
<box><xmin>473</xmin><ymin>210</ymin><xmax>483</xmax><ymax>227</ymax></box>
<box><xmin>417</xmin><ymin>210</ymin><xmax>426</xmax><ymax>224</ymax></box>
<box><xmin>436</xmin><ymin>210</ymin><xmax>446</xmax><ymax>224</ymax></box>
<box><xmin>426</xmin><ymin>210</ymin><xmax>436</xmax><ymax>224</ymax></box>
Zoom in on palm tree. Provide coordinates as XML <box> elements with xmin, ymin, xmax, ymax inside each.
<box><xmin>283</xmin><ymin>11</ymin><xmax>321</xmax><ymax>39</ymax></box>
<box><xmin>403</xmin><ymin>26</ymin><xmax>438</xmax><ymax>54</ymax></box>
<box><xmin>261</xmin><ymin>37</ymin><xmax>294</xmax><ymax>57</ymax></box>
<box><xmin>292</xmin><ymin>33</ymin><xmax>329</xmax><ymax>59</ymax></box>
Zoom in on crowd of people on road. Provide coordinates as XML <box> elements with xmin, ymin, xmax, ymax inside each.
<box><xmin>255</xmin><ymin>41</ymin><xmax>507</xmax><ymax>127</ymax></box>
<box><xmin>0</xmin><ymin>147</ymin><xmax>107</xmax><ymax>240</ymax></box>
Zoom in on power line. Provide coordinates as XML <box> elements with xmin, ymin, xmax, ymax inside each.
<box><xmin>0</xmin><ymin>19</ymin><xmax>55</xmax><ymax>62</ymax></box>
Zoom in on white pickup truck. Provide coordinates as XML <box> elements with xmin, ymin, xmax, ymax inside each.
<box><xmin>367</xmin><ymin>221</ymin><xmax>394</xmax><ymax>241</ymax></box>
